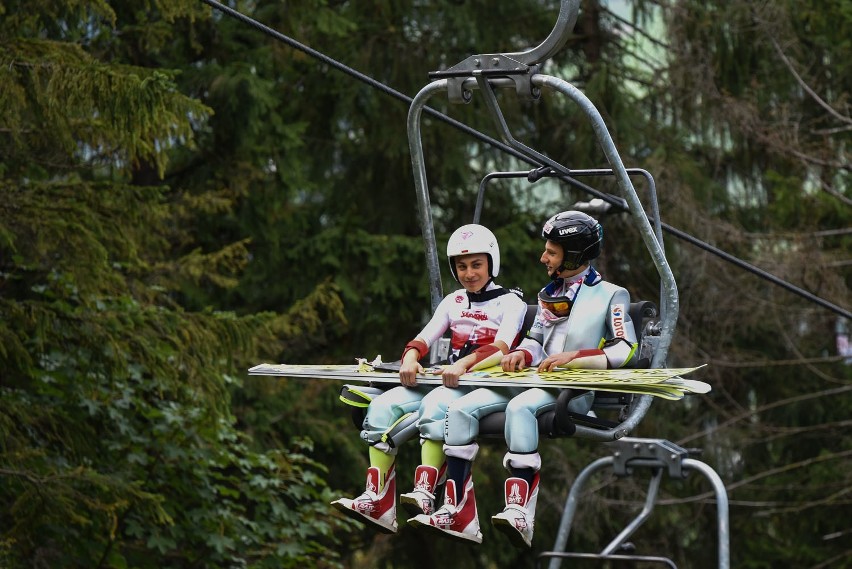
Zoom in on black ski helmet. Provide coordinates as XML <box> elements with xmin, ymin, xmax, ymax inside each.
<box><xmin>541</xmin><ymin>211</ymin><xmax>603</xmax><ymax>273</ymax></box>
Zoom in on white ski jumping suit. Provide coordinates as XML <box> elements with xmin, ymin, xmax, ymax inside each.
<box><xmin>361</xmin><ymin>281</ymin><xmax>526</xmax><ymax>452</ymax></box>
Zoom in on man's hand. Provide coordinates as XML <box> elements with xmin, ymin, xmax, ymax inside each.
<box><xmin>501</xmin><ymin>351</ymin><xmax>527</xmax><ymax>372</ymax></box>
<box><xmin>538</xmin><ymin>349</ymin><xmax>607</xmax><ymax>372</ymax></box>
<box><xmin>436</xmin><ymin>362</ymin><xmax>466</xmax><ymax>388</ymax></box>
<box><xmin>537</xmin><ymin>351</ymin><xmax>580</xmax><ymax>372</ymax></box>
<box><xmin>399</xmin><ymin>361</ymin><xmax>423</xmax><ymax>387</ymax></box>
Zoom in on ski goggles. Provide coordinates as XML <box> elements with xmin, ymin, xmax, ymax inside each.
<box><xmin>538</xmin><ymin>296</ymin><xmax>571</xmax><ymax>317</ymax></box>
<box><xmin>538</xmin><ymin>281</ymin><xmax>573</xmax><ymax>317</ymax></box>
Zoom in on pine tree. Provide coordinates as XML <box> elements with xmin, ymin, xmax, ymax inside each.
<box><xmin>0</xmin><ymin>1</ymin><xmax>349</xmax><ymax>567</ymax></box>
<box><xmin>4</xmin><ymin>1</ymin><xmax>846</xmax><ymax>567</ymax></box>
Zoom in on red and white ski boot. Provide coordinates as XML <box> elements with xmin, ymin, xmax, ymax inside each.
<box><xmin>491</xmin><ymin>474</ymin><xmax>539</xmax><ymax>548</ymax></box>
<box><xmin>331</xmin><ymin>466</ymin><xmax>397</xmax><ymax>533</ymax></box>
<box><xmin>408</xmin><ymin>474</ymin><xmax>482</xmax><ymax>544</ymax></box>
<box><xmin>400</xmin><ymin>463</ymin><xmax>446</xmax><ymax>516</ymax></box>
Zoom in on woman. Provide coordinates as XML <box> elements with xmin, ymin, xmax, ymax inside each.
<box><xmin>331</xmin><ymin>224</ymin><xmax>526</xmax><ymax>534</ymax></box>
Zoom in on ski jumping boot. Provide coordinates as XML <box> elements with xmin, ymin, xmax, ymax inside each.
<box><xmin>331</xmin><ymin>465</ymin><xmax>397</xmax><ymax>533</ymax></box>
<box><xmin>400</xmin><ymin>463</ymin><xmax>445</xmax><ymax>516</ymax></box>
<box><xmin>491</xmin><ymin>474</ymin><xmax>539</xmax><ymax>548</ymax></box>
<box><xmin>408</xmin><ymin>474</ymin><xmax>482</xmax><ymax>544</ymax></box>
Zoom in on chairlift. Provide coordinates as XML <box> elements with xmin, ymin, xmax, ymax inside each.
<box><xmin>408</xmin><ymin>0</ymin><xmax>674</xmax><ymax>443</ymax></box>
<box><xmin>402</xmin><ymin>1</ymin><xmax>729</xmax><ymax>566</ymax></box>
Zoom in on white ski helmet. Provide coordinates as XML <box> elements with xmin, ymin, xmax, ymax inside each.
<box><xmin>446</xmin><ymin>224</ymin><xmax>500</xmax><ymax>282</ymax></box>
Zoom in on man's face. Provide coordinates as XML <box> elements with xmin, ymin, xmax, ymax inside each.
<box><xmin>540</xmin><ymin>240</ymin><xmax>564</xmax><ymax>278</ymax></box>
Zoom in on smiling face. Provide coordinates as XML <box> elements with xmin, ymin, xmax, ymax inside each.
<box><xmin>540</xmin><ymin>240</ymin><xmax>565</xmax><ymax>278</ymax></box>
<box><xmin>453</xmin><ymin>253</ymin><xmax>490</xmax><ymax>293</ymax></box>
<box><xmin>541</xmin><ymin>240</ymin><xmax>586</xmax><ymax>279</ymax></box>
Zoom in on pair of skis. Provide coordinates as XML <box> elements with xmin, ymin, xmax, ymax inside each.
<box><xmin>247</xmin><ymin>361</ymin><xmax>709</xmax><ymax>400</ymax></box>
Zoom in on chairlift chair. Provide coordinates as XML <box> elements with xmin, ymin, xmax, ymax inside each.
<box><xmin>407</xmin><ymin>0</ymin><xmax>677</xmax><ymax>444</ymax></box>
<box><xmin>402</xmin><ymin>1</ymin><xmax>729</xmax><ymax>567</ymax></box>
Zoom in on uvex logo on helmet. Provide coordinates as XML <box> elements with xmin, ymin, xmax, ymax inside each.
<box><xmin>541</xmin><ymin>211</ymin><xmax>604</xmax><ymax>275</ymax></box>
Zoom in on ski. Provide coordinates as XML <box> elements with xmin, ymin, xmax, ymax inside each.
<box><xmin>247</xmin><ymin>363</ymin><xmax>709</xmax><ymax>399</ymax></box>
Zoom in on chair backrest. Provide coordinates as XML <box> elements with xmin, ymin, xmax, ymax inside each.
<box><xmin>517</xmin><ymin>303</ymin><xmax>539</xmax><ymax>344</ymax></box>
<box><xmin>590</xmin><ymin>300</ymin><xmax>659</xmax><ymax>410</ymax></box>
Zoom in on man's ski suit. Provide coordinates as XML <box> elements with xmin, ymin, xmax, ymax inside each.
<box><xmin>441</xmin><ymin>267</ymin><xmax>638</xmax><ymax>467</ymax></box>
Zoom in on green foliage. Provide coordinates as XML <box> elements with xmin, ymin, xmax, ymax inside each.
<box><xmin>1</xmin><ymin>375</ymin><xmax>348</xmax><ymax>568</ymax></box>
<box><xmin>0</xmin><ymin>41</ymin><xmax>210</xmax><ymax>179</ymax></box>
<box><xmin>1</xmin><ymin>0</ymin><xmax>350</xmax><ymax>567</ymax></box>
<box><xmin>2</xmin><ymin>0</ymin><xmax>849</xmax><ymax>567</ymax></box>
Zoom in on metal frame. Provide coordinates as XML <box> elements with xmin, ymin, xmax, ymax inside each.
<box><xmin>539</xmin><ymin>438</ymin><xmax>730</xmax><ymax>569</ymax></box>
<box><xmin>427</xmin><ymin>0</ymin><xmax>580</xmax><ymax>103</ymax></box>
<box><xmin>471</xmin><ymin>167</ymin><xmax>667</xmax><ymax>312</ymax></box>
<box><xmin>406</xmin><ymin>0</ymin><xmax>677</xmax><ymax>442</ymax></box>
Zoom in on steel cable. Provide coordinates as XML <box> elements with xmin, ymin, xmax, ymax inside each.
<box><xmin>199</xmin><ymin>0</ymin><xmax>850</xmax><ymax>320</ymax></box>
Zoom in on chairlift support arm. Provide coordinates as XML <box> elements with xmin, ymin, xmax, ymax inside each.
<box><xmin>540</xmin><ymin>438</ymin><xmax>730</xmax><ymax>569</ymax></box>
<box><xmin>429</xmin><ymin>0</ymin><xmax>580</xmax><ymax>104</ymax></box>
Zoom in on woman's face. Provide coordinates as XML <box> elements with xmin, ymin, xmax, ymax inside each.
<box><xmin>454</xmin><ymin>253</ymin><xmax>490</xmax><ymax>293</ymax></box>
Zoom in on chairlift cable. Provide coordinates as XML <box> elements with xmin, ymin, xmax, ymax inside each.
<box><xmin>198</xmin><ymin>0</ymin><xmax>521</xmax><ymax>155</ymax></box>
<box><xmin>199</xmin><ymin>0</ymin><xmax>851</xmax><ymax>321</ymax></box>
<box><xmin>546</xmin><ymin>173</ymin><xmax>851</xmax><ymax>320</ymax></box>
<box><xmin>658</xmin><ymin>223</ymin><xmax>850</xmax><ymax>319</ymax></box>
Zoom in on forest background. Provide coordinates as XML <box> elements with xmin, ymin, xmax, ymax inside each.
<box><xmin>1</xmin><ymin>0</ymin><xmax>849</xmax><ymax>568</ymax></box>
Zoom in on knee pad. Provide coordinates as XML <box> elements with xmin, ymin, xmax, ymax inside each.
<box><xmin>339</xmin><ymin>384</ymin><xmax>387</xmax><ymax>408</ymax></box>
<box><xmin>445</xmin><ymin>406</ymin><xmax>482</xmax><ymax>445</ymax></box>
<box><xmin>444</xmin><ymin>441</ymin><xmax>479</xmax><ymax>462</ymax></box>
<box><xmin>416</xmin><ymin>401</ymin><xmax>450</xmax><ymax>442</ymax></box>
<box><xmin>416</xmin><ymin>419</ymin><xmax>447</xmax><ymax>442</ymax></box>
<box><xmin>379</xmin><ymin>411</ymin><xmax>420</xmax><ymax>449</ymax></box>
<box><xmin>361</xmin><ymin>411</ymin><xmax>417</xmax><ymax>446</ymax></box>
<box><xmin>564</xmin><ymin>389</ymin><xmax>595</xmax><ymax>414</ymax></box>
<box><xmin>342</xmin><ymin>384</ymin><xmax>388</xmax><ymax>431</ymax></box>
<box><xmin>503</xmin><ymin>451</ymin><xmax>541</xmax><ymax>472</ymax></box>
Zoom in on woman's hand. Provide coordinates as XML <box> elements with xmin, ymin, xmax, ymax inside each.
<box><xmin>436</xmin><ymin>362</ymin><xmax>467</xmax><ymax>388</ymax></box>
<box><xmin>399</xmin><ymin>360</ymin><xmax>424</xmax><ymax>387</ymax></box>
